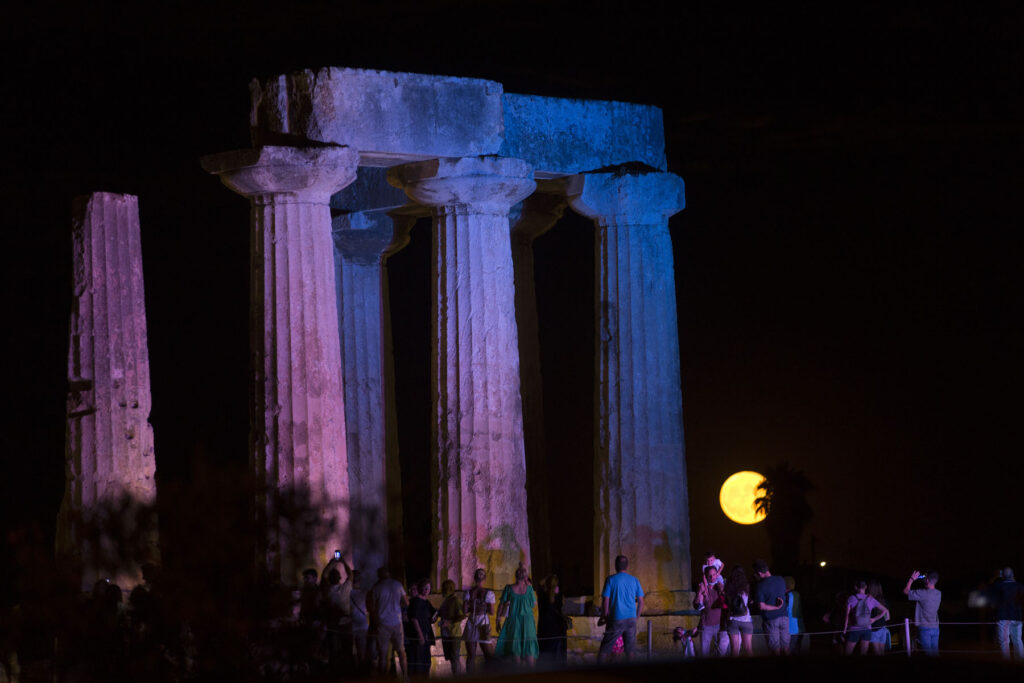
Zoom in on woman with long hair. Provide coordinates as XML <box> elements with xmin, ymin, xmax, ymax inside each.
<box><xmin>843</xmin><ymin>579</ymin><xmax>889</xmax><ymax>655</ymax></box>
<box><xmin>867</xmin><ymin>579</ymin><xmax>890</xmax><ymax>654</ymax></box>
<box><xmin>536</xmin><ymin>574</ymin><xmax>568</xmax><ymax>664</ymax></box>
<box><xmin>723</xmin><ymin>565</ymin><xmax>754</xmax><ymax>656</ymax></box>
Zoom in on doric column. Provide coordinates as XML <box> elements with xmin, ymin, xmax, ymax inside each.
<box><xmin>388</xmin><ymin>156</ymin><xmax>536</xmax><ymax>589</ymax></box>
<box><xmin>566</xmin><ymin>168</ymin><xmax>692</xmax><ymax>598</ymax></box>
<box><xmin>58</xmin><ymin>192</ymin><xmax>158</xmax><ymax>588</ymax></box>
<box><xmin>201</xmin><ymin>145</ymin><xmax>359</xmax><ymax>581</ymax></box>
<box><xmin>332</xmin><ymin>210</ymin><xmax>414</xmax><ymax>576</ymax></box>
<box><xmin>509</xmin><ymin>192</ymin><xmax>567</xmax><ymax>581</ymax></box>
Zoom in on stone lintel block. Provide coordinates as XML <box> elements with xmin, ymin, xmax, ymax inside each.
<box><xmin>387</xmin><ymin>156</ymin><xmax>535</xmax><ymax>212</ymax></box>
<box><xmin>201</xmin><ymin>145</ymin><xmax>359</xmax><ymax>202</ymax></box>
<box><xmin>500</xmin><ymin>93</ymin><xmax>668</xmax><ymax>177</ymax></box>
<box><xmin>250</xmin><ymin>68</ymin><xmax>504</xmax><ymax>163</ymax></box>
<box><xmin>566</xmin><ymin>168</ymin><xmax>685</xmax><ymax>225</ymax></box>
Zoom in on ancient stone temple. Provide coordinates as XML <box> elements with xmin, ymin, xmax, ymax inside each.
<box><xmin>204</xmin><ymin>67</ymin><xmax>691</xmax><ymax>597</ymax></box>
<box><xmin>58</xmin><ymin>192</ymin><xmax>158</xmax><ymax>587</ymax></box>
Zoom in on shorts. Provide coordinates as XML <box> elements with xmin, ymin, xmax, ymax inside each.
<box><xmin>727</xmin><ymin>619</ymin><xmax>753</xmax><ymax>636</ymax></box>
<box><xmin>846</xmin><ymin>628</ymin><xmax>872</xmax><ymax>643</ymax></box>
<box><xmin>376</xmin><ymin>623</ymin><xmax>404</xmax><ymax>654</ymax></box>
<box><xmin>463</xmin><ymin>619</ymin><xmax>491</xmax><ymax>644</ymax></box>
<box><xmin>870</xmin><ymin>628</ymin><xmax>889</xmax><ymax>644</ymax></box>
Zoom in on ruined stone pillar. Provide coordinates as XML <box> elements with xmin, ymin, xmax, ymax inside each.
<box><xmin>566</xmin><ymin>168</ymin><xmax>692</xmax><ymax>599</ymax></box>
<box><xmin>332</xmin><ymin>210</ymin><xmax>414</xmax><ymax>576</ymax></box>
<box><xmin>58</xmin><ymin>192</ymin><xmax>158</xmax><ymax>587</ymax></box>
<box><xmin>201</xmin><ymin>145</ymin><xmax>359</xmax><ymax>581</ymax></box>
<box><xmin>509</xmin><ymin>192</ymin><xmax>567</xmax><ymax>581</ymax></box>
<box><xmin>388</xmin><ymin>157</ymin><xmax>536</xmax><ymax>589</ymax></box>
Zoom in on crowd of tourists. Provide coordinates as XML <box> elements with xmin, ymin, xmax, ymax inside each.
<box><xmin>4</xmin><ymin>552</ymin><xmax>1022</xmax><ymax>680</ymax></box>
<box><xmin>298</xmin><ymin>558</ymin><xmax>570</xmax><ymax>678</ymax></box>
<box><xmin>687</xmin><ymin>552</ymin><xmax>1024</xmax><ymax>661</ymax></box>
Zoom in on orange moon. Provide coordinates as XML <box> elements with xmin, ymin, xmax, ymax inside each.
<box><xmin>719</xmin><ymin>471</ymin><xmax>767</xmax><ymax>525</ymax></box>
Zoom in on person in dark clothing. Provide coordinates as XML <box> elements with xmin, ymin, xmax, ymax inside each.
<box><xmin>988</xmin><ymin>567</ymin><xmax>1024</xmax><ymax>660</ymax></box>
<box><xmin>536</xmin><ymin>574</ymin><xmax>568</xmax><ymax>665</ymax></box>
<box><xmin>753</xmin><ymin>559</ymin><xmax>789</xmax><ymax>655</ymax></box>
<box><xmin>406</xmin><ymin>578</ymin><xmax>437</xmax><ymax>676</ymax></box>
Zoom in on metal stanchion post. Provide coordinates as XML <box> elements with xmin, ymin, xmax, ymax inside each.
<box><xmin>904</xmin><ymin>618</ymin><xmax>911</xmax><ymax>657</ymax></box>
<box><xmin>647</xmin><ymin>619</ymin><xmax>653</xmax><ymax>659</ymax></box>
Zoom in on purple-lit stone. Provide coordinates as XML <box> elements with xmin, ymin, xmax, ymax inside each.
<box><xmin>389</xmin><ymin>156</ymin><xmax>536</xmax><ymax>589</ymax></box>
<box><xmin>58</xmin><ymin>192</ymin><xmax>158</xmax><ymax>586</ymax></box>
<box><xmin>509</xmin><ymin>192</ymin><xmax>567</xmax><ymax>580</ymax></box>
<box><xmin>566</xmin><ymin>169</ymin><xmax>692</xmax><ymax>597</ymax></box>
<box><xmin>202</xmin><ymin>145</ymin><xmax>359</xmax><ymax>581</ymax></box>
<box><xmin>332</xmin><ymin>210</ymin><xmax>414</xmax><ymax>577</ymax></box>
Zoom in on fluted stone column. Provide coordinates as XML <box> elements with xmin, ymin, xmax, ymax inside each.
<box><xmin>202</xmin><ymin>145</ymin><xmax>359</xmax><ymax>581</ymax></box>
<box><xmin>388</xmin><ymin>157</ymin><xmax>536</xmax><ymax>589</ymax></box>
<box><xmin>332</xmin><ymin>210</ymin><xmax>414</xmax><ymax>575</ymax></box>
<box><xmin>566</xmin><ymin>168</ymin><xmax>692</xmax><ymax>599</ymax></box>
<box><xmin>58</xmin><ymin>192</ymin><xmax>158</xmax><ymax>587</ymax></box>
<box><xmin>509</xmin><ymin>192</ymin><xmax>567</xmax><ymax>581</ymax></box>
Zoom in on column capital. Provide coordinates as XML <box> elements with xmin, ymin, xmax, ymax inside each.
<box><xmin>201</xmin><ymin>145</ymin><xmax>359</xmax><ymax>203</ymax></box>
<box><xmin>332</xmin><ymin>211</ymin><xmax>416</xmax><ymax>264</ymax></box>
<box><xmin>387</xmin><ymin>156</ymin><xmax>535</xmax><ymax>214</ymax></box>
<box><xmin>510</xmin><ymin>192</ymin><xmax>568</xmax><ymax>245</ymax></box>
<box><xmin>566</xmin><ymin>167</ymin><xmax>685</xmax><ymax>225</ymax></box>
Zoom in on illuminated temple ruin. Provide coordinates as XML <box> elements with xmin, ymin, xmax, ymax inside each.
<box><xmin>200</xmin><ymin>67</ymin><xmax>692</xmax><ymax>600</ymax></box>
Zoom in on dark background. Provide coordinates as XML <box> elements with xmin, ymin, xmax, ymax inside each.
<box><xmin>3</xmin><ymin>2</ymin><xmax>1023</xmax><ymax>600</ymax></box>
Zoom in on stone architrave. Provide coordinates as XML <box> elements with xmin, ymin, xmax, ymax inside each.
<box><xmin>58</xmin><ymin>192</ymin><xmax>158</xmax><ymax>586</ymax></box>
<box><xmin>332</xmin><ymin>210</ymin><xmax>414</xmax><ymax>576</ymax></box>
<box><xmin>566</xmin><ymin>168</ymin><xmax>692</xmax><ymax>598</ymax></box>
<box><xmin>509</xmin><ymin>192</ymin><xmax>567</xmax><ymax>580</ymax></box>
<box><xmin>388</xmin><ymin>156</ymin><xmax>536</xmax><ymax>589</ymax></box>
<box><xmin>201</xmin><ymin>145</ymin><xmax>359</xmax><ymax>581</ymax></box>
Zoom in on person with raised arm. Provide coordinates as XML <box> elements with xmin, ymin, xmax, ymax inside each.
<box><xmin>903</xmin><ymin>570</ymin><xmax>941</xmax><ymax>656</ymax></box>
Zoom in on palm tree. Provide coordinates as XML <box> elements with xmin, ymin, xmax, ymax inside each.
<box><xmin>754</xmin><ymin>462</ymin><xmax>814</xmax><ymax>573</ymax></box>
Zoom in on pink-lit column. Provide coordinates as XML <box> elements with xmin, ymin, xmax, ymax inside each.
<box><xmin>58</xmin><ymin>192</ymin><xmax>158</xmax><ymax>587</ymax></box>
<box><xmin>202</xmin><ymin>145</ymin><xmax>359</xmax><ymax>581</ymax></box>
<box><xmin>388</xmin><ymin>157</ymin><xmax>536</xmax><ymax>589</ymax></box>
<box><xmin>566</xmin><ymin>169</ymin><xmax>692</xmax><ymax>599</ymax></box>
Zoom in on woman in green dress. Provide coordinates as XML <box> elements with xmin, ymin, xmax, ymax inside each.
<box><xmin>495</xmin><ymin>565</ymin><xmax>540</xmax><ymax>664</ymax></box>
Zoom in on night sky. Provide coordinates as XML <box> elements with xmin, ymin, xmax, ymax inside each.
<box><xmin>3</xmin><ymin>3</ymin><xmax>1023</xmax><ymax>595</ymax></box>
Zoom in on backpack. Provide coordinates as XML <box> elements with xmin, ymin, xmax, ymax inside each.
<box><xmin>730</xmin><ymin>592</ymin><xmax>748</xmax><ymax>617</ymax></box>
<box><xmin>853</xmin><ymin>595</ymin><xmax>872</xmax><ymax>628</ymax></box>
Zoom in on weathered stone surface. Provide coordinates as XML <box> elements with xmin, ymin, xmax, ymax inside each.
<box><xmin>388</xmin><ymin>156</ymin><xmax>535</xmax><ymax>589</ymax></box>
<box><xmin>332</xmin><ymin>210</ymin><xmax>414</xmax><ymax>575</ymax></box>
<box><xmin>509</xmin><ymin>192</ymin><xmax>567</xmax><ymax>580</ymax></box>
<box><xmin>202</xmin><ymin>145</ymin><xmax>359</xmax><ymax>581</ymax></box>
<box><xmin>500</xmin><ymin>94</ymin><xmax>667</xmax><ymax>176</ymax></box>
<box><xmin>566</xmin><ymin>168</ymin><xmax>691</xmax><ymax>595</ymax></box>
<box><xmin>58</xmin><ymin>192</ymin><xmax>157</xmax><ymax>586</ymax></box>
<box><xmin>248</xmin><ymin>68</ymin><xmax>668</xmax><ymax>176</ymax></box>
<box><xmin>250</xmin><ymin>68</ymin><xmax>504</xmax><ymax>166</ymax></box>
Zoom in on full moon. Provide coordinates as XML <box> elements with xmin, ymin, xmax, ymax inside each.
<box><xmin>719</xmin><ymin>471</ymin><xmax>767</xmax><ymax>525</ymax></box>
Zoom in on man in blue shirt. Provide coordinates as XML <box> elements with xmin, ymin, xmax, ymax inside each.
<box><xmin>753</xmin><ymin>559</ymin><xmax>789</xmax><ymax>655</ymax></box>
<box><xmin>599</xmin><ymin>554</ymin><xmax>645</xmax><ymax>661</ymax></box>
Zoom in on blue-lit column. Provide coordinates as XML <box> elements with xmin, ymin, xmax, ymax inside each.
<box><xmin>332</xmin><ymin>210</ymin><xmax>414</xmax><ymax>577</ymax></box>
<box><xmin>567</xmin><ymin>168</ymin><xmax>691</xmax><ymax>599</ymax></box>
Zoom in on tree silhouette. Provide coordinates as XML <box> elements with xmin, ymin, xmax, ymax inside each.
<box><xmin>754</xmin><ymin>462</ymin><xmax>814</xmax><ymax>573</ymax></box>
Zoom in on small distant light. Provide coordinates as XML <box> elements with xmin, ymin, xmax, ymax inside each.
<box><xmin>819</xmin><ymin>561</ymin><xmax>827</xmax><ymax>568</ymax></box>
